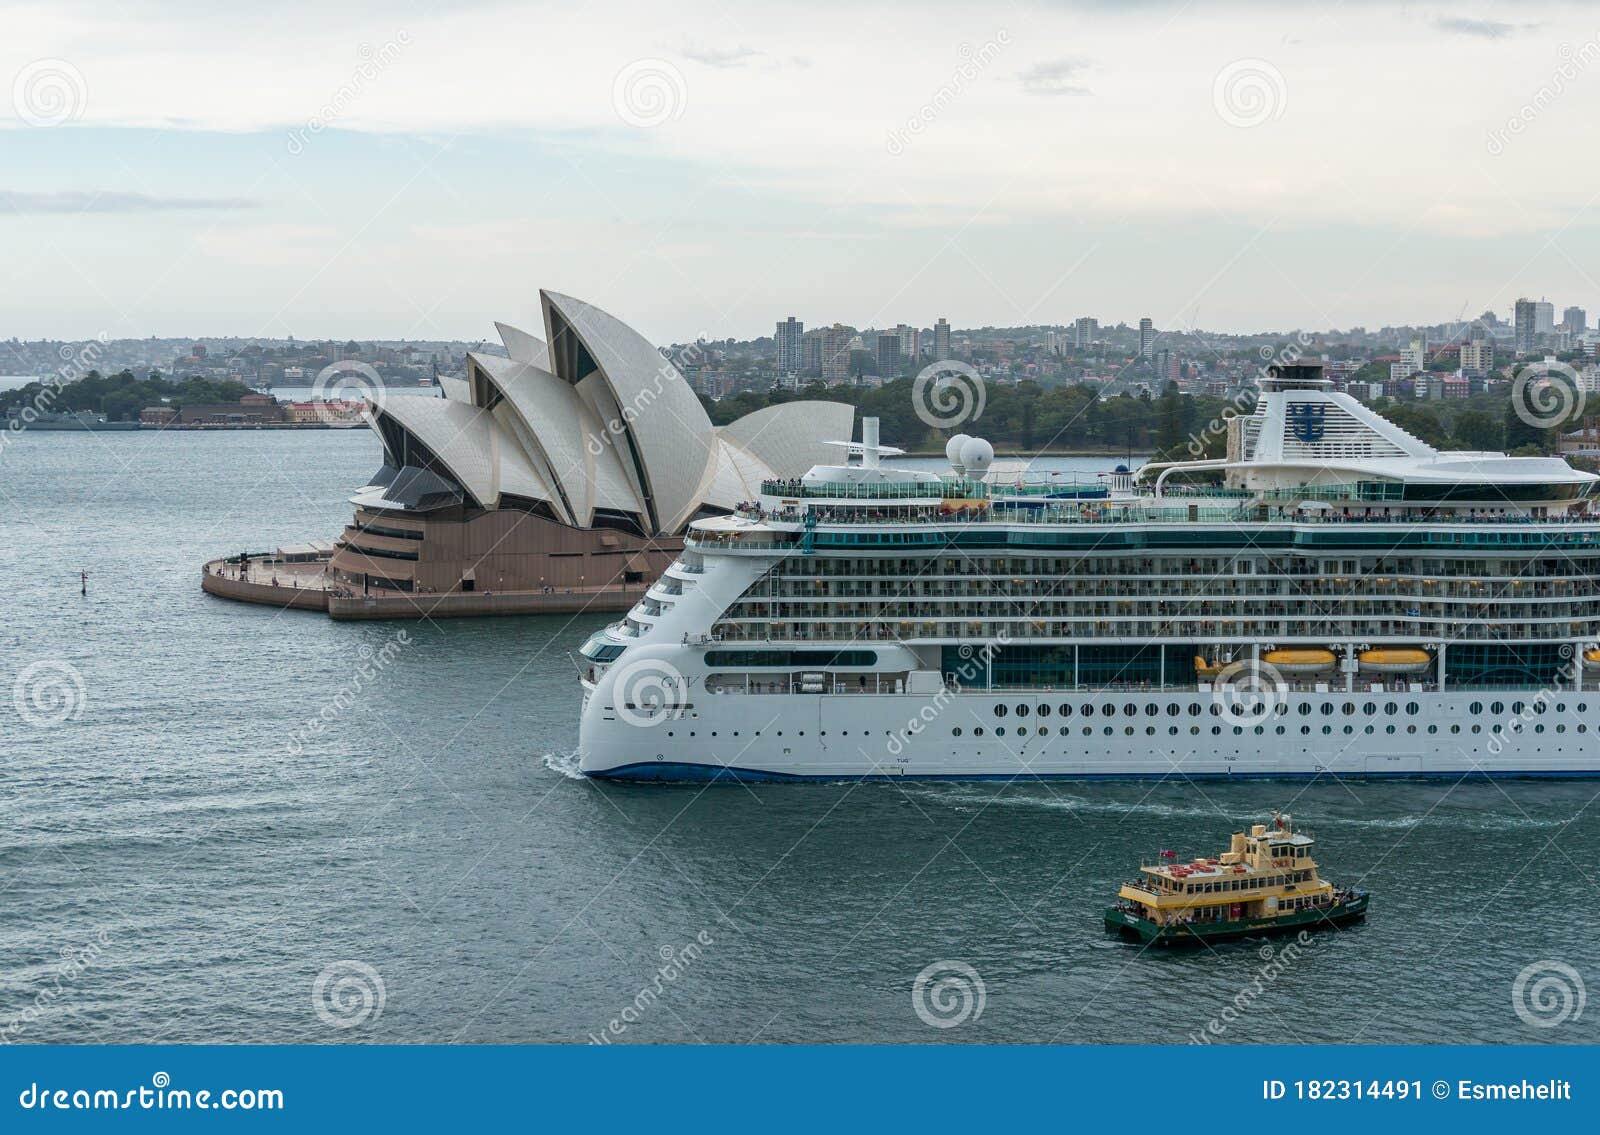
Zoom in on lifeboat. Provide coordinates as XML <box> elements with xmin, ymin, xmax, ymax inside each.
<box><xmin>1583</xmin><ymin>648</ymin><xmax>1600</xmax><ymax>672</ymax></box>
<box><xmin>1262</xmin><ymin>649</ymin><xmax>1338</xmax><ymax>676</ymax></box>
<box><xmin>1194</xmin><ymin>655</ymin><xmax>1225</xmax><ymax>679</ymax></box>
<box><xmin>1358</xmin><ymin>648</ymin><xmax>1432</xmax><ymax>675</ymax></box>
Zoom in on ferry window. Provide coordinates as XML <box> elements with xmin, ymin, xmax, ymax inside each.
<box><xmin>1406</xmin><ymin>701</ymin><xmax>1419</xmax><ymax>715</ymax></box>
<box><xmin>1015</xmin><ymin>704</ymin><xmax>1029</xmax><ymax>717</ymax></box>
<box><xmin>1188</xmin><ymin>703</ymin><xmax>1202</xmax><ymax>716</ymax></box>
<box><xmin>1450</xmin><ymin>725</ymin><xmax>1461</xmax><ymax>734</ymax></box>
<box><xmin>994</xmin><ymin>727</ymin><xmax>1005</xmax><ymax>737</ymax></box>
<box><xmin>1275</xmin><ymin>726</ymin><xmax>1285</xmax><ymax>734</ymax></box>
<box><xmin>994</xmin><ymin>704</ymin><xmax>1008</xmax><ymax>718</ymax></box>
<box><xmin>1297</xmin><ymin>704</ymin><xmax>1312</xmax><ymax>716</ymax></box>
<box><xmin>1102</xmin><ymin>704</ymin><xmax>1116</xmax><ymax>717</ymax></box>
<box><xmin>1300</xmin><ymin>726</ymin><xmax>1311</xmax><ymax>735</ymax></box>
<box><xmin>973</xmin><ymin>727</ymin><xmax>984</xmax><ymax>737</ymax></box>
<box><xmin>1363</xmin><ymin>702</ymin><xmax>1376</xmax><ymax>715</ymax></box>
<box><xmin>1103</xmin><ymin>727</ymin><xmax>1114</xmax><ymax>736</ymax></box>
<box><xmin>1385</xmin><ymin>725</ymin><xmax>1396</xmax><ymax>734</ymax></box>
<box><xmin>1125</xmin><ymin>727</ymin><xmax>1135</xmax><ymax>736</ymax></box>
<box><xmin>1038</xmin><ymin>704</ymin><xmax>1051</xmax><ymax>718</ymax></box>
<box><xmin>1470</xmin><ymin>701</ymin><xmax>1483</xmax><ymax>714</ymax></box>
<box><xmin>1471</xmin><ymin>724</ymin><xmax>1481</xmax><ymax>734</ymax></box>
<box><xmin>1491</xmin><ymin>701</ymin><xmax>1504</xmax><ymax>715</ymax></box>
<box><xmin>1511</xmin><ymin>701</ymin><xmax>1525</xmax><ymax>715</ymax></box>
<box><xmin>1342</xmin><ymin>702</ymin><xmax>1355</xmax><ymax>715</ymax></box>
<box><xmin>1061</xmin><ymin>727</ymin><xmax>1071</xmax><ymax>736</ymax></box>
<box><xmin>1084</xmin><ymin>727</ymin><xmax>1093</xmax><ymax>736</ymax></box>
<box><xmin>1123</xmin><ymin>704</ymin><xmax>1137</xmax><ymax>717</ymax></box>
<box><xmin>1384</xmin><ymin>702</ymin><xmax>1398</xmax><ymax>715</ymax></box>
<box><xmin>1322</xmin><ymin>725</ymin><xmax>1332</xmax><ymax>735</ymax></box>
<box><xmin>952</xmin><ymin>727</ymin><xmax>962</xmax><ymax>737</ymax></box>
<box><xmin>1081</xmin><ymin>705</ymin><xmax>1095</xmax><ymax>717</ymax></box>
<box><xmin>1146</xmin><ymin>704</ymin><xmax>1159</xmax><ymax>717</ymax></box>
<box><xmin>1167</xmin><ymin>704</ymin><xmax>1180</xmax><ymax>717</ymax></box>
<box><xmin>1169</xmin><ymin>727</ymin><xmax>1179</xmax><ymax>735</ymax></box>
<box><xmin>1320</xmin><ymin>703</ymin><xmax>1333</xmax><ymax>716</ymax></box>
<box><xmin>1342</xmin><ymin>726</ymin><xmax>1353</xmax><ymax>734</ymax></box>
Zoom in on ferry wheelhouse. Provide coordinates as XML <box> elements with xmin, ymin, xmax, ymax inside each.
<box><xmin>577</xmin><ymin>363</ymin><xmax>1600</xmax><ymax>781</ymax></box>
<box><xmin>1104</xmin><ymin>814</ymin><xmax>1368</xmax><ymax>946</ymax></box>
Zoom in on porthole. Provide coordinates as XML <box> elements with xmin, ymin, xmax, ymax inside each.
<box><xmin>1471</xmin><ymin>724</ymin><xmax>1481</xmax><ymax>734</ymax></box>
<box><xmin>1038</xmin><ymin>704</ymin><xmax>1052</xmax><ymax>718</ymax></box>
<box><xmin>952</xmin><ymin>727</ymin><xmax>963</xmax><ymax>737</ymax></box>
<box><xmin>1491</xmin><ymin>701</ymin><xmax>1504</xmax><ymax>715</ymax></box>
<box><xmin>1188</xmin><ymin>703</ymin><xmax>1202</xmax><ymax>716</ymax></box>
<box><xmin>1405</xmin><ymin>702</ymin><xmax>1419</xmax><ymax>715</ymax></box>
<box><xmin>1102</xmin><ymin>704</ymin><xmax>1116</xmax><ymax>717</ymax></box>
<box><xmin>1341</xmin><ymin>702</ymin><xmax>1355</xmax><ymax>716</ymax></box>
<box><xmin>1297</xmin><ymin>704</ymin><xmax>1312</xmax><ymax>716</ymax></box>
<box><xmin>1320</xmin><ymin>703</ymin><xmax>1333</xmax><ymax>716</ymax></box>
<box><xmin>1385</xmin><ymin>725</ymin><xmax>1395</xmax><ymax>734</ymax></box>
<box><xmin>1104</xmin><ymin>726</ymin><xmax>1114</xmax><ymax>736</ymax></box>
<box><xmin>1364</xmin><ymin>702</ymin><xmax>1377</xmax><ymax>715</ymax></box>
<box><xmin>1146</xmin><ymin>704</ymin><xmax>1159</xmax><ymax>717</ymax></box>
<box><xmin>994</xmin><ymin>704</ymin><xmax>1008</xmax><ymax>718</ymax></box>
<box><xmin>1511</xmin><ymin>701</ymin><xmax>1525</xmax><ymax>715</ymax></box>
<box><xmin>1343</xmin><ymin>725</ymin><xmax>1353</xmax><ymax>734</ymax></box>
<box><xmin>1125</xmin><ymin>726</ymin><xmax>1135</xmax><ymax>736</ymax></box>
<box><xmin>1322</xmin><ymin>725</ymin><xmax>1332</xmax><ymax>735</ymax></box>
<box><xmin>995</xmin><ymin>727</ymin><xmax>1005</xmax><ymax>737</ymax></box>
<box><xmin>1060</xmin><ymin>726</ymin><xmax>1070</xmax><ymax>736</ymax></box>
<box><xmin>1038</xmin><ymin>726</ymin><xmax>1047</xmax><ymax>737</ymax></box>
<box><xmin>1016</xmin><ymin>704</ymin><xmax>1030</xmax><ymax>717</ymax></box>
<box><xmin>1167</xmin><ymin>704</ymin><xmax>1181</xmax><ymax>717</ymax></box>
<box><xmin>1469</xmin><ymin>701</ymin><xmax>1483</xmax><ymax>714</ymax></box>
<box><xmin>1081</xmin><ymin>705</ymin><xmax>1095</xmax><ymax>718</ymax></box>
<box><xmin>974</xmin><ymin>727</ymin><xmax>985</xmax><ymax>737</ymax></box>
<box><xmin>1124</xmin><ymin>704</ymin><xmax>1137</xmax><ymax>718</ymax></box>
<box><xmin>1384</xmin><ymin>702</ymin><xmax>1398</xmax><ymax>715</ymax></box>
<box><xmin>1450</xmin><ymin>725</ymin><xmax>1460</xmax><ymax>734</ymax></box>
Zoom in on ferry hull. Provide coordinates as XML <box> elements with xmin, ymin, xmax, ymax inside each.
<box><xmin>1104</xmin><ymin>893</ymin><xmax>1370</xmax><ymax>947</ymax></box>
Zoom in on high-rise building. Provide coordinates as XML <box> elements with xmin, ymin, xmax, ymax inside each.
<box><xmin>775</xmin><ymin>316</ymin><xmax>803</xmax><ymax>375</ymax></box>
<box><xmin>1139</xmin><ymin>317</ymin><xmax>1156</xmax><ymax>358</ymax></box>
<box><xmin>875</xmin><ymin>332</ymin><xmax>901</xmax><ymax>377</ymax></box>
<box><xmin>1153</xmin><ymin>349</ymin><xmax>1180</xmax><ymax>383</ymax></box>
<box><xmin>894</xmin><ymin>323</ymin><xmax>918</xmax><ymax>363</ymax></box>
<box><xmin>1073</xmin><ymin>317</ymin><xmax>1097</xmax><ymax>349</ymax></box>
<box><xmin>1535</xmin><ymin>301</ymin><xmax>1556</xmax><ymax>334</ymax></box>
<box><xmin>1564</xmin><ymin>306</ymin><xmax>1588</xmax><ymax>335</ymax></box>
<box><xmin>821</xmin><ymin>324</ymin><xmax>853</xmax><ymax>383</ymax></box>
<box><xmin>1046</xmin><ymin>330</ymin><xmax>1061</xmax><ymax>355</ymax></box>
<box><xmin>1514</xmin><ymin>298</ymin><xmax>1539</xmax><ymax>352</ymax></box>
<box><xmin>932</xmin><ymin>317</ymin><xmax>951</xmax><ymax>361</ymax></box>
<box><xmin>1398</xmin><ymin>340</ymin><xmax>1426</xmax><ymax>376</ymax></box>
<box><xmin>1459</xmin><ymin>337</ymin><xmax>1494</xmax><ymax>379</ymax></box>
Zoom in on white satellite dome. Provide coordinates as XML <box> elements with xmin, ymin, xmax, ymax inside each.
<box><xmin>959</xmin><ymin>437</ymin><xmax>994</xmax><ymax>478</ymax></box>
<box><xmin>944</xmin><ymin>433</ymin><xmax>971</xmax><ymax>466</ymax></box>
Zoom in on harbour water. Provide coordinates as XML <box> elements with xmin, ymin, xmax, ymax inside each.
<box><xmin>1</xmin><ymin>429</ymin><xmax>1596</xmax><ymax>1044</ymax></box>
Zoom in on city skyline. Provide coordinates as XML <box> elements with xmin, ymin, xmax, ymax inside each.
<box><xmin>5</xmin><ymin>3</ymin><xmax>1600</xmax><ymax>345</ymax></box>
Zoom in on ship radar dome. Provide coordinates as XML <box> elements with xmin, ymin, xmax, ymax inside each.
<box><xmin>959</xmin><ymin>437</ymin><xmax>994</xmax><ymax>477</ymax></box>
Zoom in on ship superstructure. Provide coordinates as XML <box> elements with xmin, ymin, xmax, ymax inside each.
<box><xmin>578</xmin><ymin>364</ymin><xmax>1600</xmax><ymax>781</ymax></box>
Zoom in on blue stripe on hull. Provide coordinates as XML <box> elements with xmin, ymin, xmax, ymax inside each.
<box><xmin>585</xmin><ymin>761</ymin><xmax>1600</xmax><ymax>784</ymax></box>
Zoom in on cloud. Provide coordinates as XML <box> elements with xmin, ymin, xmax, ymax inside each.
<box><xmin>1019</xmin><ymin>57</ymin><xmax>1093</xmax><ymax>96</ymax></box>
<box><xmin>0</xmin><ymin>190</ymin><xmax>260</xmax><ymax>214</ymax></box>
<box><xmin>1433</xmin><ymin>16</ymin><xmax>1535</xmax><ymax>38</ymax></box>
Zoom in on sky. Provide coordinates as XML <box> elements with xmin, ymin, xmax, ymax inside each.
<box><xmin>5</xmin><ymin>1</ymin><xmax>1600</xmax><ymax>344</ymax></box>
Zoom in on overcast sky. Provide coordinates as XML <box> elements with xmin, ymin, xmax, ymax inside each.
<box><xmin>5</xmin><ymin>1</ymin><xmax>1600</xmax><ymax>343</ymax></box>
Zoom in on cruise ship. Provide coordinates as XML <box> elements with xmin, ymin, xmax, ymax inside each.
<box><xmin>577</xmin><ymin>363</ymin><xmax>1600</xmax><ymax>781</ymax></box>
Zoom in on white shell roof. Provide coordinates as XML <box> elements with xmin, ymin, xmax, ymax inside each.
<box><xmin>717</xmin><ymin>400</ymin><xmax>855</xmax><ymax>479</ymax></box>
<box><xmin>360</xmin><ymin>291</ymin><xmax>854</xmax><ymax>530</ymax></box>
<box><xmin>543</xmin><ymin>290</ymin><xmax>718</xmax><ymax>532</ymax></box>
<box><xmin>377</xmin><ymin>395</ymin><xmax>553</xmax><ymax>509</ymax></box>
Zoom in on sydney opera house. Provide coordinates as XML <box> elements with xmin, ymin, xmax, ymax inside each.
<box><xmin>203</xmin><ymin>290</ymin><xmax>853</xmax><ymax>619</ymax></box>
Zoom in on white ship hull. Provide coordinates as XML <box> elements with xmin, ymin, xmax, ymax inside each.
<box><xmin>579</xmin><ymin>686</ymin><xmax>1600</xmax><ymax>781</ymax></box>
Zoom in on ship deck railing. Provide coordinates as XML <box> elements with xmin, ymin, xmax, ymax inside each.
<box><xmin>728</xmin><ymin>503</ymin><xmax>1600</xmax><ymax>530</ymax></box>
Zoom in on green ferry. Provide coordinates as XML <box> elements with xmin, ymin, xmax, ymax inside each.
<box><xmin>1105</xmin><ymin>814</ymin><xmax>1369</xmax><ymax>947</ymax></box>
